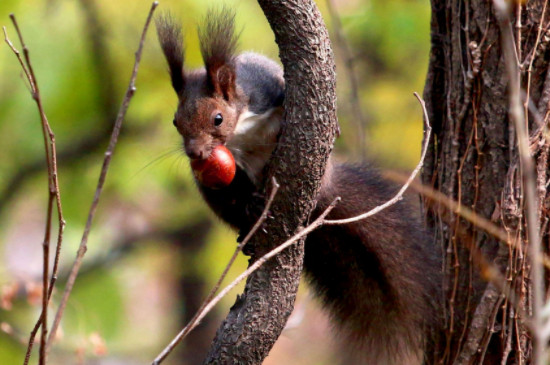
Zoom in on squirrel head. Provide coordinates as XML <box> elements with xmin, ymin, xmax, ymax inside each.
<box><xmin>157</xmin><ymin>8</ymin><xmax>243</xmax><ymax>160</ymax></box>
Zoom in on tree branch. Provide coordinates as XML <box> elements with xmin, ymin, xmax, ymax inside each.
<box><xmin>202</xmin><ymin>1</ymin><xmax>338</xmax><ymax>363</ymax></box>
<box><xmin>4</xmin><ymin>14</ymin><xmax>66</xmax><ymax>364</ymax></box>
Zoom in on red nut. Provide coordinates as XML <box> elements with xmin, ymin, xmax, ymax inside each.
<box><xmin>190</xmin><ymin>145</ymin><xmax>236</xmax><ymax>189</ymax></box>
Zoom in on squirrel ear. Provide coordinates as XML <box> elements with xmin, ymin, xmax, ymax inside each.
<box><xmin>211</xmin><ymin>64</ymin><xmax>236</xmax><ymax>101</ymax></box>
<box><xmin>156</xmin><ymin>15</ymin><xmax>186</xmax><ymax>95</ymax></box>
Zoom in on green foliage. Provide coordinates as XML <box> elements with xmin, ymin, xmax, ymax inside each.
<box><xmin>333</xmin><ymin>0</ymin><xmax>430</xmax><ymax>167</ymax></box>
<box><xmin>0</xmin><ymin>333</ymin><xmax>21</xmax><ymax>364</ymax></box>
<box><xmin>65</xmin><ymin>268</ymin><xmax>124</xmax><ymax>340</ymax></box>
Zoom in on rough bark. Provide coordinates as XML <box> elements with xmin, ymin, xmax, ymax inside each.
<box><xmin>203</xmin><ymin>1</ymin><xmax>337</xmax><ymax>364</ymax></box>
<box><xmin>423</xmin><ymin>1</ymin><xmax>550</xmax><ymax>364</ymax></box>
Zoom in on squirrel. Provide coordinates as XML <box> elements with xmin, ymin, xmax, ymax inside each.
<box><xmin>156</xmin><ymin>9</ymin><xmax>442</xmax><ymax>365</ymax></box>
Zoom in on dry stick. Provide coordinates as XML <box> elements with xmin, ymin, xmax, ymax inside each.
<box><xmin>151</xmin><ymin>179</ymin><xmax>279</xmax><ymax>364</ymax></box>
<box><xmin>2</xmin><ymin>27</ymin><xmax>33</xmax><ymax>90</ymax></box>
<box><xmin>325</xmin><ymin>92</ymin><xmax>431</xmax><ymax>226</ymax></box>
<box><xmin>13</xmin><ymin>15</ymin><xmax>67</xmax><ymax>363</ymax></box>
<box><xmin>46</xmin><ymin>1</ymin><xmax>159</xmax><ymax>353</ymax></box>
<box><xmin>153</xmin><ymin>92</ymin><xmax>433</xmax><ymax>364</ymax></box>
<box><xmin>494</xmin><ymin>1</ymin><xmax>545</xmax><ymax>364</ymax></box>
<box><xmin>152</xmin><ymin>197</ymin><xmax>340</xmax><ymax>365</ymax></box>
<box><xmin>38</xmin><ymin>198</ymin><xmax>52</xmax><ymax>365</ymax></box>
<box><xmin>325</xmin><ymin>0</ymin><xmax>367</xmax><ymax>156</ymax></box>
<box><xmin>3</xmin><ymin>23</ymin><xmax>52</xmax><ymax>365</ymax></box>
<box><xmin>420</xmin><ymin>130</ymin><xmax>548</xmax><ymax>347</ymax></box>
<box><xmin>4</xmin><ymin>15</ymin><xmax>66</xmax><ymax>365</ymax></box>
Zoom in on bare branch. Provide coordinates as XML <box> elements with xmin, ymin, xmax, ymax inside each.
<box><xmin>394</xmin><ymin>172</ymin><xmax>550</xmax><ymax>270</ymax></box>
<box><xmin>523</xmin><ymin>0</ymin><xmax>549</xmax><ymax>121</ymax></box>
<box><xmin>0</xmin><ymin>0</ymin><xmax>134</xmax><ymax>217</ymax></box>
<box><xmin>4</xmin><ymin>14</ymin><xmax>66</xmax><ymax>365</ymax></box>
<box><xmin>2</xmin><ymin>26</ymin><xmax>34</xmax><ymax>91</ymax></box>
<box><xmin>393</xmin><ymin>173</ymin><xmax>542</xmax><ymax>351</ymax></box>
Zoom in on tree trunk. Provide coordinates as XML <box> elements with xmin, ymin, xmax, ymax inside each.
<box><xmin>203</xmin><ymin>1</ymin><xmax>338</xmax><ymax>364</ymax></box>
<box><xmin>423</xmin><ymin>1</ymin><xmax>550</xmax><ymax>364</ymax></box>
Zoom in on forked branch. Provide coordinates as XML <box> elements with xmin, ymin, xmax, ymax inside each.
<box><xmin>4</xmin><ymin>15</ymin><xmax>65</xmax><ymax>365</ymax></box>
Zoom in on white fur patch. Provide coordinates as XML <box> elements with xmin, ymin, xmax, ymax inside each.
<box><xmin>227</xmin><ymin>107</ymin><xmax>282</xmax><ymax>185</ymax></box>
<box><xmin>234</xmin><ymin>110</ymin><xmax>260</xmax><ymax>135</ymax></box>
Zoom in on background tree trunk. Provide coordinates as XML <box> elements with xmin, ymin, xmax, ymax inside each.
<box><xmin>203</xmin><ymin>1</ymin><xmax>338</xmax><ymax>364</ymax></box>
<box><xmin>423</xmin><ymin>1</ymin><xmax>550</xmax><ymax>364</ymax></box>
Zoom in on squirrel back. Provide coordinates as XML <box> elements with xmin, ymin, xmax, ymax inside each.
<box><xmin>157</xmin><ymin>9</ymin><xmax>442</xmax><ymax>365</ymax></box>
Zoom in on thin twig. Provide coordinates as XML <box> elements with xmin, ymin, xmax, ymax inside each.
<box><xmin>0</xmin><ymin>0</ymin><xmax>132</xmax><ymax>217</ymax></box>
<box><xmin>152</xmin><ymin>197</ymin><xmax>340</xmax><ymax>365</ymax></box>
<box><xmin>150</xmin><ymin>178</ymin><xmax>279</xmax><ymax>364</ymax></box>
<box><xmin>5</xmin><ymin>16</ymin><xmax>53</xmax><ymax>365</ymax></box>
<box><xmin>2</xmin><ymin>26</ymin><xmax>33</xmax><ymax>91</ymax></box>
<box><xmin>324</xmin><ymin>92</ymin><xmax>431</xmax><ymax>225</ymax></box>
<box><xmin>46</xmin><ymin>1</ymin><xmax>159</xmax><ymax>353</ymax></box>
<box><xmin>494</xmin><ymin>2</ymin><xmax>544</xmax><ymax>364</ymax></box>
<box><xmin>4</xmin><ymin>14</ymin><xmax>67</xmax><ymax>365</ymax></box>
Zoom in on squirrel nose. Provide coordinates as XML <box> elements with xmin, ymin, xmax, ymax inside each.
<box><xmin>185</xmin><ymin>141</ymin><xmax>208</xmax><ymax>160</ymax></box>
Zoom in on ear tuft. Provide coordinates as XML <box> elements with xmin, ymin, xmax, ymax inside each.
<box><xmin>156</xmin><ymin>14</ymin><xmax>186</xmax><ymax>95</ymax></box>
<box><xmin>198</xmin><ymin>6</ymin><xmax>239</xmax><ymax>100</ymax></box>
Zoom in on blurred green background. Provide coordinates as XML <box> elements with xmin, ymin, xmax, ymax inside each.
<box><xmin>0</xmin><ymin>0</ymin><xmax>430</xmax><ymax>363</ymax></box>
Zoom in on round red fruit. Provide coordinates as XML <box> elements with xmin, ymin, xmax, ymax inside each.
<box><xmin>190</xmin><ymin>145</ymin><xmax>236</xmax><ymax>188</ymax></box>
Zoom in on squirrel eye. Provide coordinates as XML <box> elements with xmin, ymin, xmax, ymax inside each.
<box><xmin>172</xmin><ymin>118</ymin><xmax>177</xmax><ymax>127</ymax></box>
<box><xmin>214</xmin><ymin>113</ymin><xmax>223</xmax><ymax>127</ymax></box>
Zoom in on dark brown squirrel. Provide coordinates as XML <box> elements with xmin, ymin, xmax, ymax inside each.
<box><xmin>156</xmin><ymin>9</ymin><xmax>442</xmax><ymax>365</ymax></box>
